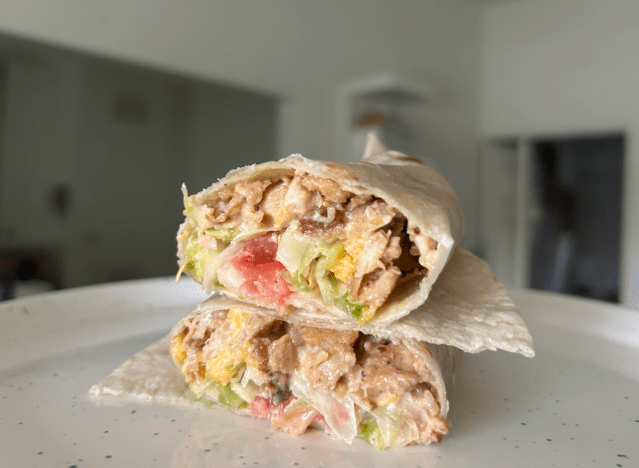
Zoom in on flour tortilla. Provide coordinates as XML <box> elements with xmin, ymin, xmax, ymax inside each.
<box><xmin>90</xmin><ymin>310</ymin><xmax>459</xmax><ymax>448</ymax></box>
<box><xmin>177</xmin><ymin>134</ymin><xmax>464</xmax><ymax>328</ymax></box>
<box><xmin>379</xmin><ymin>248</ymin><xmax>534</xmax><ymax>357</ymax></box>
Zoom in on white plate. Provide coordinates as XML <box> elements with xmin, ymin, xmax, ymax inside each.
<box><xmin>1</xmin><ymin>280</ymin><xmax>638</xmax><ymax>467</ymax></box>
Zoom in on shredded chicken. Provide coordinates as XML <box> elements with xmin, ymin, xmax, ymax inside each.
<box><xmin>259</xmin><ymin>180</ymin><xmax>290</xmax><ymax>227</ymax></box>
<box><xmin>300</xmin><ymin>175</ymin><xmax>351</xmax><ymax>204</ymax></box>
<box><xmin>268</xmin><ymin>334</ymin><xmax>297</xmax><ymax>374</ymax></box>
<box><xmin>347</xmin><ymin>340</ymin><xmax>428</xmax><ymax>407</ymax></box>
<box><xmin>172</xmin><ymin>310</ymin><xmax>277</xmax><ymax>383</ymax></box>
<box><xmin>293</xmin><ymin>326</ymin><xmax>358</xmax><ymax>393</ymax></box>
<box><xmin>397</xmin><ymin>384</ymin><xmax>449</xmax><ymax>444</ymax></box>
<box><xmin>357</xmin><ymin>267</ymin><xmax>402</xmax><ymax>312</ymax></box>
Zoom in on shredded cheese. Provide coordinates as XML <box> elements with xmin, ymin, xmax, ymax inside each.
<box><xmin>170</xmin><ymin>333</ymin><xmax>187</xmax><ymax>363</ymax></box>
<box><xmin>204</xmin><ymin>309</ymin><xmax>251</xmax><ymax>383</ymax></box>
<box><xmin>330</xmin><ymin>249</ymin><xmax>357</xmax><ymax>283</ymax></box>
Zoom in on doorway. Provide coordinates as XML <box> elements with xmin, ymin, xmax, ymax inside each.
<box><xmin>478</xmin><ymin>133</ymin><xmax>624</xmax><ymax>303</ymax></box>
<box><xmin>528</xmin><ymin>135</ymin><xmax>623</xmax><ymax>303</ymax></box>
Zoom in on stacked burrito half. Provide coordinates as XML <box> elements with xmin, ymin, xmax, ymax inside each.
<box><xmin>90</xmin><ymin>134</ymin><xmax>534</xmax><ymax>450</ymax></box>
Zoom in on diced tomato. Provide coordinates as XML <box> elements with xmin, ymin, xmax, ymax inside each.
<box><xmin>311</xmin><ymin>412</ymin><xmax>326</xmax><ymax>427</ymax></box>
<box><xmin>230</xmin><ymin>233</ymin><xmax>292</xmax><ymax>310</ymax></box>
<box><xmin>250</xmin><ymin>394</ymin><xmax>295</xmax><ymax>419</ymax></box>
<box><xmin>250</xmin><ymin>396</ymin><xmax>273</xmax><ymax>419</ymax></box>
<box><xmin>252</xmin><ymin>394</ymin><xmax>320</xmax><ymax>436</ymax></box>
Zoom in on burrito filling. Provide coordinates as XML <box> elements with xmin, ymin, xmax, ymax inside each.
<box><xmin>170</xmin><ymin>308</ymin><xmax>449</xmax><ymax>449</ymax></box>
<box><xmin>177</xmin><ymin>170</ymin><xmax>439</xmax><ymax>324</ymax></box>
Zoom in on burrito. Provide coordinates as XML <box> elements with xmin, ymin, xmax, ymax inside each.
<box><xmin>169</xmin><ymin>301</ymin><xmax>456</xmax><ymax>449</ymax></box>
<box><xmin>176</xmin><ymin>134</ymin><xmax>464</xmax><ymax>327</ymax></box>
<box><xmin>90</xmin><ymin>248</ymin><xmax>534</xmax><ymax>449</ymax></box>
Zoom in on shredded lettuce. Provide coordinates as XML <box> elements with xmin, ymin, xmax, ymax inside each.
<box><xmin>361</xmin><ymin>403</ymin><xmax>424</xmax><ymax>449</ymax></box>
<box><xmin>187</xmin><ymin>378</ymin><xmax>247</xmax><ymax>410</ymax></box>
<box><xmin>334</xmin><ymin>294</ymin><xmax>366</xmax><ymax>320</ymax></box>
<box><xmin>358</xmin><ymin>417</ymin><xmax>381</xmax><ymax>446</ymax></box>
<box><xmin>313</xmin><ymin>245</ymin><xmax>348</xmax><ymax>304</ymax></box>
<box><xmin>182</xmin><ymin>231</ymin><xmax>218</xmax><ymax>281</ymax></box>
<box><xmin>229</xmin><ymin>379</ymin><xmax>258</xmax><ymax>404</ymax></box>
<box><xmin>218</xmin><ymin>382</ymin><xmax>246</xmax><ymax>409</ymax></box>
<box><xmin>204</xmin><ymin>227</ymin><xmax>240</xmax><ymax>242</ymax></box>
<box><xmin>182</xmin><ymin>185</ymin><xmax>197</xmax><ymax>223</ymax></box>
<box><xmin>358</xmin><ymin>408</ymin><xmax>406</xmax><ymax>449</ymax></box>
<box><xmin>277</xmin><ymin>226</ymin><xmax>347</xmax><ymax>305</ymax></box>
<box><xmin>355</xmin><ymin>410</ymin><xmax>399</xmax><ymax>449</ymax></box>
<box><xmin>276</xmin><ymin>225</ymin><xmax>310</xmax><ymax>274</ymax></box>
<box><xmin>179</xmin><ymin>186</ymin><xmax>243</xmax><ymax>284</ymax></box>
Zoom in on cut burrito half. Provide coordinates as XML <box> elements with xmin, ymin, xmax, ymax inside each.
<box><xmin>90</xmin><ymin>248</ymin><xmax>534</xmax><ymax>450</ymax></box>
<box><xmin>168</xmin><ymin>302</ymin><xmax>457</xmax><ymax>449</ymax></box>
<box><xmin>176</xmin><ymin>134</ymin><xmax>464</xmax><ymax>327</ymax></box>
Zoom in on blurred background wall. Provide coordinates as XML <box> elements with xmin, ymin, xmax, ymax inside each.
<box><xmin>480</xmin><ymin>0</ymin><xmax>639</xmax><ymax>309</ymax></box>
<box><xmin>0</xmin><ymin>0</ymin><xmax>636</xmax><ymax>311</ymax></box>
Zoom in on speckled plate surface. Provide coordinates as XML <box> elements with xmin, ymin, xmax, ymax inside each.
<box><xmin>1</xmin><ymin>280</ymin><xmax>638</xmax><ymax>468</ymax></box>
